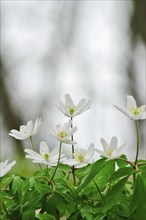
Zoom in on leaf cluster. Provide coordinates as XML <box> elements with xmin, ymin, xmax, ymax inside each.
<box><xmin>0</xmin><ymin>157</ymin><xmax>146</xmax><ymax>220</ymax></box>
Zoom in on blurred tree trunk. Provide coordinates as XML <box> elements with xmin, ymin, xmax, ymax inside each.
<box><xmin>128</xmin><ymin>0</ymin><xmax>146</xmax><ymax>155</ymax></box>
<box><xmin>0</xmin><ymin>59</ymin><xmax>24</xmax><ymax>157</ymax></box>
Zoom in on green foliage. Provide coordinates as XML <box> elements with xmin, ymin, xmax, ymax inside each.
<box><xmin>1</xmin><ymin>159</ymin><xmax>146</xmax><ymax>219</ymax></box>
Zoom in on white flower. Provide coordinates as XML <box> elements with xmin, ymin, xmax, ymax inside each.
<box><xmin>0</xmin><ymin>160</ymin><xmax>16</xmax><ymax>177</ymax></box>
<box><xmin>96</xmin><ymin>136</ymin><xmax>127</xmax><ymax>159</ymax></box>
<box><xmin>114</xmin><ymin>96</ymin><xmax>146</xmax><ymax>120</ymax></box>
<box><xmin>64</xmin><ymin>144</ymin><xmax>95</xmax><ymax>168</ymax></box>
<box><xmin>57</xmin><ymin>94</ymin><xmax>92</xmax><ymax>118</ymax></box>
<box><xmin>50</xmin><ymin>120</ymin><xmax>77</xmax><ymax>144</ymax></box>
<box><xmin>9</xmin><ymin>118</ymin><xmax>41</xmax><ymax>140</ymax></box>
<box><xmin>24</xmin><ymin>141</ymin><xmax>66</xmax><ymax>166</ymax></box>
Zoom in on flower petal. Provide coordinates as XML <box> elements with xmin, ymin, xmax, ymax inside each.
<box><xmin>86</xmin><ymin>144</ymin><xmax>95</xmax><ymax>161</ymax></box>
<box><xmin>109</xmin><ymin>136</ymin><xmax>118</xmax><ymax>150</ymax></box>
<box><xmin>65</xmin><ymin>94</ymin><xmax>74</xmax><ymax>107</ymax></box>
<box><xmin>127</xmin><ymin>96</ymin><xmax>137</xmax><ymax>110</ymax></box>
<box><xmin>100</xmin><ymin>138</ymin><xmax>109</xmax><ymax>152</ymax></box>
<box><xmin>9</xmin><ymin>130</ymin><xmax>28</xmax><ymax>140</ymax></box>
<box><xmin>33</xmin><ymin>118</ymin><xmax>41</xmax><ymax>135</ymax></box>
<box><xmin>40</xmin><ymin>141</ymin><xmax>49</xmax><ymax>157</ymax></box>
<box><xmin>113</xmin><ymin>105</ymin><xmax>133</xmax><ymax>119</ymax></box>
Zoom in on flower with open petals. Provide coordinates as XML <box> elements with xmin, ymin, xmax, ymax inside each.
<box><xmin>96</xmin><ymin>137</ymin><xmax>126</xmax><ymax>159</ymax></box>
<box><xmin>57</xmin><ymin>94</ymin><xmax>92</xmax><ymax>118</ymax></box>
<box><xmin>0</xmin><ymin>160</ymin><xmax>16</xmax><ymax>177</ymax></box>
<box><xmin>64</xmin><ymin>144</ymin><xmax>95</xmax><ymax>168</ymax></box>
<box><xmin>24</xmin><ymin>141</ymin><xmax>66</xmax><ymax>166</ymax></box>
<box><xmin>50</xmin><ymin>120</ymin><xmax>77</xmax><ymax>144</ymax></box>
<box><xmin>114</xmin><ymin>96</ymin><xmax>146</xmax><ymax>120</ymax></box>
<box><xmin>9</xmin><ymin>118</ymin><xmax>41</xmax><ymax>140</ymax></box>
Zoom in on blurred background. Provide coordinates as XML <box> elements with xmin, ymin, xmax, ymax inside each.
<box><xmin>1</xmin><ymin>0</ymin><xmax>145</xmax><ymax>175</ymax></box>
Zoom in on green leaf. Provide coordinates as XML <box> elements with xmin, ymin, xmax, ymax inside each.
<box><xmin>131</xmin><ymin>175</ymin><xmax>146</xmax><ymax>220</ymax></box>
<box><xmin>22</xmin><ymin>210</ymin><xmax>35</xmax><ymax>220</ymax></box>
<box><xmin>102</xmin><ymin>176</ymin><xmax>129</xmax><ymax>213</ymax></box>
<box><xmin>116</xmin><ymin>155</ymin><xmax>128</xmax><ymax>168</ymax></box>
<box><xmin>109</xmin><ymin>166</ymin><xmax>135</xmax><ymax>182</ymax></box>
<box><xmin>75</xmin><ymin>158</ymin><xmax>112</xmax><ymax>194</ymax></box>
<box><xmin>12</xmin><ymin>176</ymin><xmax>24</xmax><ymax>194</ymax></box>
<box><xmin>37</xmin><ymin>213</ymin><xmax>55</xmax><ymax>220</ymax></box>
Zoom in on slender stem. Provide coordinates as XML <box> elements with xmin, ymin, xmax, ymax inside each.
<box><xmin>71</xmin><ymin>117</ymin><xmax>74</xmax><ymax>157</ymax></box>
<box><xmin>72</xmin><ymin>166</ymin><xmax>76</xmax><ymax>186</ymax></box>
<box><xmin>30</xmin><ymin>136</ymin><xmax>35</xmax><ymax>150</ymax></box>
<box><xmin>70</xmin><ymin>117</ymin><xmax>76</xmax><ymax>186</ymax></box>
<box><xmin>134</xmin><ymin>120</ymin><xmax>140</xmax><ymax>166</ymax></box>
<box><xmin>92</xmin><ymin>179</ymin><xmax>102</xmax><ymax>198</ymax></box>
<box><xmin>50</xmin><ymin>142</ymin><xmax>62</xmax><ymax>182</ymax></box>
<box><xmin>29</xmin><ymin>136</ymin><xmax>42</xmax><ymax>170</ymax></box>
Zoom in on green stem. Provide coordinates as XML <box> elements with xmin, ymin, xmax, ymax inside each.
<box><xmin>71</xmin><ymin>117</ymin><xmax>76</xmax><ymax>186</ymax></box>
<box><xmin>30</xmin><ymin>136</ymin><xmax>35</xmax><ymax>150</ymax></box>
<box><xmin>134</xmin><ymin>120</ymin><xmax>140</xmax><ymax>166</ymax></box>
<box><xmin>29</xmin><ymin>136</ymin><xmax>42</xmax><ymax>170</ymax></box>
<box><xmin>71</xmin><ymin>117</ymin><xmax>75</xmax><ymax>157</ymax></box>
<box><xmin>50</xmin><ymin>142</ymin><xmax>62</xmax><ymax>182</ymax></box>
<box><xmin>92</xmin><ymin>179</ymin><xmax>102</xmax><ymax>198</ymax></box>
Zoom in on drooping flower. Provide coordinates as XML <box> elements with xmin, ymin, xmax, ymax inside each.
<box><xmin>50</xmin><ymin>120</ymin><xmax>77</xmax><ymax>144</ymax></box>
<box><xmin>96</xmin><ymin>136</ymin><xmax>126</xmax><ymax>159</ymax></box>
<box><xmin>57</xmin><ymin>94</ymin><xmax>92</xmax><ymax>118</ymax></box>
<box><xmin>24</xmin><ymin>141</ymin><xmax>66</xmax><ymax>166</ymax></box>
<box><xmin>9</xmin><ymin>118</ymin><xmax>41</xmax><ymax>140</ymax></box>
<box><xmin>64</xmin><ymin>144</ymin><xmax>95</xmax><ymax>168</ymax></box>
<box><xmin>0</xmin><ymin>160</ymin><xmax>16</xmax><ymax>177</ymax></box>
<box><xmin>114</xmin><ymin>96</ymin><xmax>146</xmax><ymax>120</ymax></box>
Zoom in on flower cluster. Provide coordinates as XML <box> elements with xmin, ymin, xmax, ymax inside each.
<box><xmin>1</xmin><ymin>95</ymin><xmax>145</xmax><ymax>178</ymax></box>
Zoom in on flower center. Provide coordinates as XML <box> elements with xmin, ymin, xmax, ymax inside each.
<box><xmin>58</xmin><ymin>131</ymin><xmax>68</xmax><ymax>139</ymax></box>
<box><xmin>106</xmin><ymin>149</ymin><xmax>113</xmax><ymax>157</ymax></box>
<box><xmin>66</xmin><ymin>105</ymin><xmax>77</xmax><ymax>115</ymax></box>
<box><xmin>130</xmin><ymin>107</ymin><xmax>142</xmax><ymax>115</ymax></box>
<box><xmin>74</xmin><ymin>150</ymin><xmax>86</xmax><ymax>162</ymax></box>
<box><xmin>43</xmin><ymin>153</ymin><xmax>49</xmax><ymax>161</ymax></box>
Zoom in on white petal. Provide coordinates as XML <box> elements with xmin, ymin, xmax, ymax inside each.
<box><xmin>56</xmin><ymin>98</ymin><xmax>66</xmax><ymax>114</ymax></box>
<box><xmin>40</xmin><ymin>141</ymin><xmax>49</xmax><ymax>157</ymax></box>
<box><xmin>65</xmin><ymin>94</ymin><xmax>74</xmax><ymax>107</ymax></box>
<box><xmin>127</xmin><ymin>96</ymin><xmax>137</xmax><ymax>110</ymax></box>
<box><xmin>109</xmin><ymin>137</ymin><xmax>118</xmax><ymax>150</ymax></box>
<box><xmin>76</xmin><ymin>98</ymin><xmax>86</xmax><ymax>109</ymax></box>
<box><xmin>116</xmin><ymin>143</ymin><xmax>127</xmax><ymax>157</ymax></box>
<box><xmin>96</xmin><ymin>149</ymin><xmax>105</xmax><ymax>157</ymax></box>
<box><xmin>86</xmin><ymin>144</ymin><xmax>95</xmax><ymax>161</ymax></box>
<box><xmin>75</xmin><ymin>162</ymin><xmax>88</xmax><ymax>168</ymax></box>
<box><xmin>64</xmin><ymin>159</ymin><xmax>78</xmax><ymax>166</ymax></box>
<box><xmin>20</xmin><ymin>125</ymin><xmax>28</xmax><ymax>133</ymax></box>
<box><xmin>114</xmin><ymin>105</ymin><xmax>133</xmax><ymax>119</ymax></box>
<box><xmin>33</xmin><ymin>118</ymin><xmax>41</xmax><ymax>135</ymax></box>
<box><xmin>56</xmin><ymin>124</ymin><xmax>62</xmax><ymax>132</ymax></box>
<box><xmin>24</xmin><ymin>149</ymin><xmax>43</xmax><ymax>160</ymax></box>
<box><xmin>75</xmin><ymin>100</ymin><xmax>92</xmax><ymax>116</ymax></box>
<box><xmin>26</xmin><ymin>120</ymin><xmax>33</xmax><ymax>134</ymax></box>
<box><xmin>9</xmin><ymin>130</ymin><xmax>28</xmax><ymax>140</ymax></box>
<box><xmin>69</xmin><ymin>127</ymin><xmax>77</xmax><ymax>136</ymax></box>
<box><xmin>100</xmin><ymin>138</ymin><xmax>109</xmax><ymax>152</ymax></box>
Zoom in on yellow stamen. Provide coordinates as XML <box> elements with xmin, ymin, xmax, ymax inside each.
<box><xmin>66</xmin><ymin>105</ymin><xmax>77</xmax><ymax>115</ymax></box>
<box><xmin>58</xmin><ymin>131</ymin><xmax>68</xmax><ymax>139</ymax></box>
<box><xmin>130</xmin><ymin>107</ymin><xmax>142</xmax><ymax>116</ymax></box>
<box><xmin>44</xmin><ymin>154</ymin><xmax>49</xmax><ymax>161</ymax></box>
<box><xmin>74</xmin><ymin>150</ymin><xmax>86</xmax><ymax>162</ymax></box>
